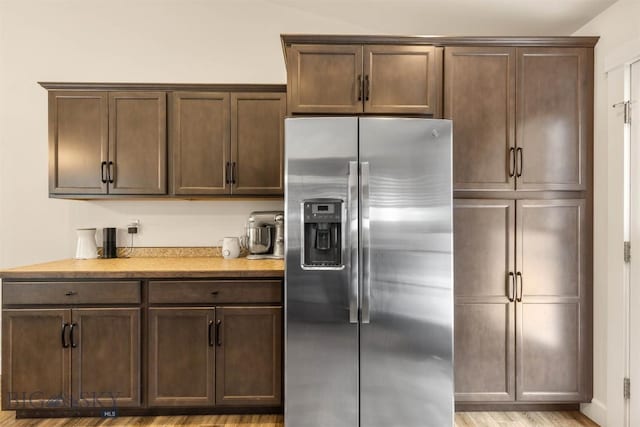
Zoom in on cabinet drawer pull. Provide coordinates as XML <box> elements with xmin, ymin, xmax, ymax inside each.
<box><xmin>357</xmin><ymin>74</ymin><xmax>362</xmax><ymax>101</ymax></box>
<box><xmin>364</xmin><ymin>75</ymin><xmax>370</xmax><ymax>101</ymax></box>
<box><xmin>216</xmin><ymin>320</ymin><xmax>222</xmax><ymax>346</ymax></box>
<box><xmin>231</xmin><ymin>162</ymin><xmax>237</xmax><ymax>184</ymax></box>
<box><xmin>101</xmin><ymin>161</ymin><xmax>108</xmax><ymax>184</ymax></box>
<box><xmin>507</xmin><ymin>272</ymin><xmax>515</xmax><ymax>302</ymax></box>
<box><xmin>508</xmin><ymin>148</ymin><xmax>515</xmax><ymax>178</ymax></box>
<box><xmin>107</xmin><ymin>161</ymin><xmax>115</xmax><ymax>184</ymax></box>
<box><xmin>516</xmin><ymin>272</ymin><xmax>523</xmax><ymax>302</ymax></box>
<box><xmin>225</xmin><ymin>162</ymin><xmax>230</xmax><ymax>184</ymax></box>
<box><xmin>61</xmin><ymin>323</ymin><xmax>70</xmax><ymax>348</ymax></box>
<box><xmin>69</xmin><ymin>323</ymin><xmax>77</xmax><ymax>348</ymax></box>
<box><xmin>65</xmin><ymin>291</ymin><xmax>76</xmax><ymax>296</ymax></box>
<box><xmin>208</xmin><ymin>320</ymin><xmax>214</xmax><ymax>347</ymax></box>
<box><xmin>210</xmin><ymin>291</ymin><xmax>219</xmax><ymax>296</ymax></box>
<box><xmin>516</xmin><ymin>148</ymin><xmax>523</xmax><ymax>178</ymax></box>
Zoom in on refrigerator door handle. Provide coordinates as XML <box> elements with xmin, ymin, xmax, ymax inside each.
<box><xmin>348</xmin><ymin>161</ymin><xmax>359</xmax><ymax>323</ymax></box>
<box><xmin>361</xmin><ymin>161</ymin><xmax>371</xmax><ymax>324</ymax></box>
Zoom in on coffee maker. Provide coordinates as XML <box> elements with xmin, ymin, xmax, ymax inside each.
<box><xmin>245</xmin><ymin>211</ymin><xmax>284</xmax><ymax>259</ymax></box>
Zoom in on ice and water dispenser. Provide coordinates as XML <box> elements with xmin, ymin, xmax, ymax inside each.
<box><xmin>301</xmin><ymin>199</ymin><xmax>343</xmax><ymax>268</ymax></box>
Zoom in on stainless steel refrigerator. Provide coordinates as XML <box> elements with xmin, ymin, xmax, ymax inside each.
<box><xmin>285</xmin><ymin>117</ymin><xmax>453</xmax><ymax>427</ymax></box>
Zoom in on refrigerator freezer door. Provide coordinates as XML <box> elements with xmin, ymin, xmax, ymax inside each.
<box><xmin>359</xmin><ymin>117</ymin><xmax>454</xmax><ymax>427</ymax></box>
<box><xmin>285</xmin><ymin>117</ymin><xmax>359</xmax><ymax>427</ymax></box>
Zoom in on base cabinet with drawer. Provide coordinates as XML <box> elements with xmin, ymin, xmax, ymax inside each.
<box><xmin>1</xmin><ymin>281</ymin><xmax>141</xmax><ymax>410</ymax></box>
<box><xmin>147</xmin><ymin>280</ymin><xmax>283</xmax><ymax>409</ymax></box>
<box><xmin>1</xmin><ymin>278</ymin><xmax>283</xmax><ymax>415</ymax></box>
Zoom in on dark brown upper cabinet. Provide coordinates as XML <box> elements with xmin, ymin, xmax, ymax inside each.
<box><xmin>171</xmin><ymin>92</ymin><xmax>230</xmax><ymax>195</ymax></box>
<box><xmin>445</xmin><ymin>47</ymin><xmax>516</xmax><ymax>191</ymax></box>
<box><xmin>286</xmin><ymin>44</ymin><xmax>440</xmax><ymax>115</ymax></box>
<box><xmin>108</xmin><ymin>92</ymin><xmax>167</xmax><ymax>195</ymax></box>
<box><xmin>516</xmin><ymin>48</ymin><xmax>591</xmax><ymax>191</ymax></box>
<box><xmin>231</xmin><ymin>93</ymin><xmax>286</xmax><ymax>195</ymax></box>
<box><xmin>48</xmin><ymin>91</ymin><xmax>108</xmax><ymax>194</ymax></box>
<box><xmin>48</xmin><ymin>90</ymin><xmax>167</xmax><ymax>196</ymax></box>
<box><xmin>171</xmin><ymin>90</ymin><xmax>285</xmax><ymax>196</ymax></box>
<box><xmin>444</xmin><ymin>46</ymin><xmax>591</xmax><ymax>192</ymax></box>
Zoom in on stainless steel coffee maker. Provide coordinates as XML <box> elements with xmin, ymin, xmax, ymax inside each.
<box><xmin>245</xmin><ymin>211</ymin><xmax>284</xmax><ymax>259</ymax></box>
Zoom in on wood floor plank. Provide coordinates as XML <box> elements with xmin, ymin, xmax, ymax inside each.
<box><xmin>0</xmin><ymin>410</ymin><xmax>600</xmax><ymax>426</ymax></box>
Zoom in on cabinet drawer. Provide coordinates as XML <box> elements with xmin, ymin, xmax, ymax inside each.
<box><xmin>2</xmin><ymin>281</ymin><xmax>140</xmax><ymax>305</ymax></box>
<box><xmin>149</xmin><ymin>280</ymin><xmax>282</xmax><ymax>304</ymax></box>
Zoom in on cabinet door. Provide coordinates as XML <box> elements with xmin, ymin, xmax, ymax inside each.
<box><xmin>171</xmin><ymin>92</ymin><xmax>230</xmax><ymax>195</ymax></box>
<box><xmin>48</xmin><ymin>91</ymin><xmax>108</xmax><ymax>195</ymax></box>
<box><xmin>71</xmin><ymin>308</ymin><xmax>140</xmax><ymax>407</ymax></box>
<box><xmin>215</xmin><ymin>306</ymin><xmax>282</xmax><ymax>406</ymax></box>
<box><xmin>148</xmin><ymin>308</ymin><xmax>215</xmax><ymax>407</ymax></box>
<box><xmin>445</xmin><ymin>47</ymin><xmax>516</xmax><ymax>191</ymax></box>
<box><xmin>287</xmin><ymin>44</ymin><xmax>363</xmax><ymax>114</ymax></box>
<box><xmin>231</xmin><ymin>93</ymin><xmax>285</xmax><ymax>195</ymax></box>
<box><xmin>516</xmin><ymin>199</ymin><xmax>590</xmax><ymax>401</ymax></box>
<box><xmin>454</xmin><ymin>200</ymin><xmax>515</xmax><ymax>402</ymax></box>
<box><xmin>364</xmin><ymin>45</ymin><xmax>438</xmax><ymax>114</ymax></box>
<box><xmin>108</xmin><ymin>92</ymin><xmax>167</xmax><ymax>194</ymax></box>
<box><xmin>2</xmin><ymin>309</ymin><xmax>71</xmax><ymax>409</ymax></box>
<box><xmin>516</xmin><ymin>48</ymin><xmax>591</xmax><ymax>191</ymax></box>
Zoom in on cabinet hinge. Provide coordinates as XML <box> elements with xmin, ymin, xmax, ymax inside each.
<box><xmin>624</xmin><ymin>377</ymin><xmax>631</xmax><ymax>399</ymax></box>
<box><xmin>625</xmin><ymin>241</ymin><xmax>631</xmax><ymax>263</ymax></box>
<box><xmin>613</xmin><ymin>101</ymin><xmax>631</xmax><ymax>124</ymax></box>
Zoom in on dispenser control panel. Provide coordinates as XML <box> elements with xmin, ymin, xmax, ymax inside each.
<box><xmin>302</xmin><ymin>199</ymin><xmax>343</xmax><ymax>268</ymax></box>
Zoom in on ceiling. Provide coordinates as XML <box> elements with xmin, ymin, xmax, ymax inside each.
<box><xmin>267</xmin><ymin>0</ymin><xmax>617</xmax><ymax>35</ymax></box>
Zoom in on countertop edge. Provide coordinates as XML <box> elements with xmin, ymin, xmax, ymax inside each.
<box><xmin>0</xmin><ymin>270</ymin><xmax>284</xmax><ymax>280</ymax></box>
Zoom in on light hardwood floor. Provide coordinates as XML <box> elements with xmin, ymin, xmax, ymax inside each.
<box><xmin>0</xmin><ymin>411</ymin><xmax>599</xmax><ymax>426</ymax></box>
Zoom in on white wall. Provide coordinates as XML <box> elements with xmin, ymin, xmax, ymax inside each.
<box><xmin>573</xmin><ymin>0</ymin><xmax>640</xmax><ymax>425</ymax></box>
<box><xmin>0</xmin><ymin>0</ymin><xmax>376</xmax><ymax>268</ymax></box>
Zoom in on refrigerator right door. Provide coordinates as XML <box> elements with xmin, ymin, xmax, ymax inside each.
<box><xmin>359</xmin><ymin>117</ymin><xmax>454</xmax><ymax>427</ymax></box>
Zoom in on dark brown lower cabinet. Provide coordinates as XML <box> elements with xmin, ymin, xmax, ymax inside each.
<box><xmin>454</xmin><ymin>198</ymin><xmax>591</xmax><ymax>404</ymax></box>
<box><xmin>72</xmin><ymin>308</ymin><xmax>140</xmax><ymax>408</ymax></box>
<box><xmin>148</xmin><ymin>308</ymin><xmax>216</xmax><ymax>407</ymax></box>
<box><xmin>148</xmin><ymin>305</ymin><xmax>282</xmax><ymax>408</ymax></box>
<box><xmin>515</xmin><ymin>199</ymin><xmax>591</xmax><ymax>402</ymax></box>
<box><xmin>2</xmin><ymin>309</ymin><xmax>71</xmax><ymax>409</ymax></box>
<box><xmin>215</xmin><ymin>306</ymin><xmax>282</xmax><ymax>406</ymax></box>
<box><xmin>1</xmin><ymin>308</ymin><xmax>140</xmax><ymax>410</ymax></box>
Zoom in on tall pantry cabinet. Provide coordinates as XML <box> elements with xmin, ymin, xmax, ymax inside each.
<box><xmin>445</xmin><ymin>46</ymin><xmax>593</xmax><ymax>406</ymax></box>
<box><xmin>281</xmin><ymin>35</ymin><xmax>595</xmax><ymax>409</ymax></box>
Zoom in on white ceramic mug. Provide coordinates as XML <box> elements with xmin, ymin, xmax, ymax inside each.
<box><xmin>221</xmin><ymin>237</ymin><xmax>241</xmax><ymax>259</ymax></box>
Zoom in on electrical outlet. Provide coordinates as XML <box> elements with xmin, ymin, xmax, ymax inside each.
<box><xmin>127</xmin><ymin>219</ymin><xmax>140</xmax><ymax>234</ymax></box>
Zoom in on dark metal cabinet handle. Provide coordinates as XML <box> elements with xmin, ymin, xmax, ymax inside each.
<box><xmin>216</xmin><ymin>320</ymin><xmax>222</xmax><ymax>346</ymax></box>
<box><xmin>211</xmin><ymin>291</ymin><xmax>219</xmax><ymax>296</ymax></box>
<box><xmin>101</xmin><ymin>161</ymin><xmax>108</xmax><ymax>184</ymax></box>
<box><xmin>65</xmin><ymin>291</ymin><xmax>76</xmax><ymax>296</ymax></box>
<box><xmin>231</xmin><ymin>162</ymin><xmax>237</xmax><ymax>184</ymax></box>
<box><xmin>357</xmin><ymin>75</ymin><xmax>362</xmax><ymax>101</ymax></box>
<box><xmin>508</xmin><ymin>148</ymin><xmax>516</xmax><ymax>178</ymax></box>
<box><xmin>516</xmin><ymin>148</ymin><xmax>523</xmax><ymax>178</ymax></box>
<box><xmin>507</xmin><ymin>272</ymin><xmax>515</xmax><ymax>302</ymax></box>
<box><xmin>516</xmin><ymin>272</ymin><xmax>523</xmax><ymax>302</ymax></box>
<box><xmin>69</xmin><ymin>323</ymin><xmax>77</xmax><ymax>348</ymax></box>
<box><xmin>107</xmin><ymin>161</ymin><xmax>115</xmax><ymax>184</ymax></box>
<box><xmin>364</xmin><ymin>75</ymin><xmax>370</xmax><ymax>101</ymax></box>
<box><xmin>61</xmin><ymin>323</ymin><xmax>70</xmax><ymax>348</ymax></box>
<box><xmin>225</xmin><ymin>162</ymin><xmax>230</xmax><ymax>184</ymax></box>
<box><xmin>208</xmin><ymin>320</ymin><xmax>214</xmax><ymax>347</ymax></box>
